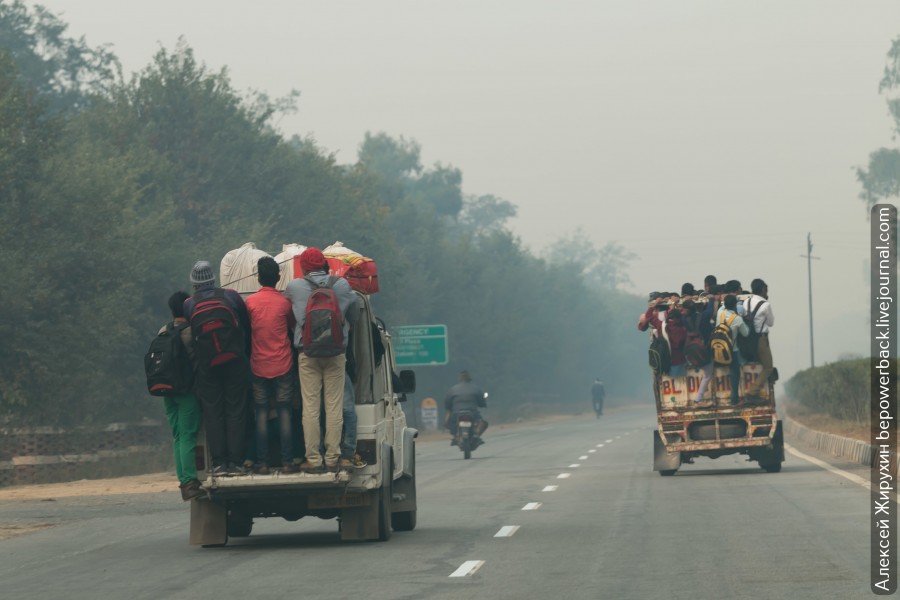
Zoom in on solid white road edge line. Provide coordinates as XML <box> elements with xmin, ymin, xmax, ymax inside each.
<box><xmin>449</xmin><ymin>560</ymin><xmax>485</xmax><ymax>578</ymax></box>
<box><xmin>543</xmin><ymin>485</ymin><xmax>558</xmax><ymax>492</ymax></box>
<box><xmin>522</xmin><ymin>502</ymin><xmax>542</xmax><ymax>510</ymax></box>
<box><xmin>784</xmin><ymin>443</ymin><xmax>881</xmax><ymax>496</ymax></box>
<box><xmin>494</xmin><ymin>526</ymin><xmax>520</xmax><ymax>537</ymax></box>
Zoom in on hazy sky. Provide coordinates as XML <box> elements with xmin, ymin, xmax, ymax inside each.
<box><xmin>29</xmin><ymin>0</ymin><xmax>900</xmax><ymax>384</ymax></box>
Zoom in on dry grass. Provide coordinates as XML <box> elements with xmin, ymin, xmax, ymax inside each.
<box><xmin>786</xmin><ymin>402</ymin><xmax>869</xmax><ymax>442</ymax></box>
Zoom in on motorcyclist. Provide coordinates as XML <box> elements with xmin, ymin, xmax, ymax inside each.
<box><xmin>444</xmin><ymin>370</ymin><xmax>487</xmax><ymax>445</ymax></box>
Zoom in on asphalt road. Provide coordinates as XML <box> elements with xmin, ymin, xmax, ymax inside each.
<box><xmin>0</xmin><ymin>407</ymin><xmax>875</xmax><ymax>600</ymax></box>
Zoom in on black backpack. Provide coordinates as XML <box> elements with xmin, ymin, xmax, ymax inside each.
<box><xmin>649</xmin><ymin>335</ymin><xmax>671</xmax><ymax>375</ymax></box>
<box><xmin>683</xmin><ymin>312</ymin><xmax>710</xmax><ymax>368</ymax></box>
<box><xmin>190</xmin><ymin>289</ymin><xmax>245</xmax><ymax>368</ymax></box>
<box><xmin>736</xmin><ymin>299</ymin><xmax>766</xmax><ymax>362</ymax></box>
<box><xmin>144</xmin><ymin>321</ymin><xmax>194</xmax><ymax>396</ymax></box>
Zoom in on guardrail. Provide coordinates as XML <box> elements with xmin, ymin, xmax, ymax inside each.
<box><xmin>783</xmin><ymin>415</ymin><xmax>875</xmax><ymax>467</ymax></box>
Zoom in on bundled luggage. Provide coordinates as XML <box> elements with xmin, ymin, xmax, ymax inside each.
<box><xmin>322</xmin><ymin>242</ymin><xmax>380</xmax><ymax>295</ymax></box>
<box><xmin>220</xmin><ymin>241</ymin><xmax>380</xmax><ymax>295</ymax></box>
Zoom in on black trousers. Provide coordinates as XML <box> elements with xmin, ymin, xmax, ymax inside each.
<box><xmin>195</xmin><ymin>359</ymin><xmax>249</xmax><ymax>467</ymax></box>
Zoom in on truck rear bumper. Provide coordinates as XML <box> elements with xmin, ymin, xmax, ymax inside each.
<box><xmin>202</xmin><ymin>471</ymin><xmax>378</xmax><ymax>498</ymax></box>
<box><xmin>666</xmin><ymin>437</ymin><xmax>774</xmax><ymax>452</ymax></box>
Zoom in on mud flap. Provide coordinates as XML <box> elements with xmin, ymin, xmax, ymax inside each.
<box><xmin>653</xmin><ymin>430</ymin><xmax>681</xmax><ymax>474</ymax></box>
<box><xmin>190</xmin><ymin>499</ymin><xmax>227</xmax><ymax>546</ymax></box>
<box><xmin>342</xmin><ymin>444</ymin><xmax>393</xmax><ymax>541</ymax></box>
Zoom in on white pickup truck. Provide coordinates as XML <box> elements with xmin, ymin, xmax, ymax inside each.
<box><xmin>189</xmin><ymin>291</ymin><xmax>418</xmax><ymax>546</ymax></box>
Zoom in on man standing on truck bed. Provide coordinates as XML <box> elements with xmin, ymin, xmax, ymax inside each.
<box><xmin>744</xmin><ymin>278</ymin><xmax>775</xmax><ymax>402</ymax></box>
<box><xmin>285</xmin><ymin>247</ymin><xmax>359</xmax><ymax>473</ymax></box>
<box><xmin>183</xmin><ymin>261</ymin><xmax>251</xmax><ymax>475</ymax></box>
<box><xmin>246</xmin><ymin>257</ymin><xmax>297</xmax><ymax>474</ymax></box>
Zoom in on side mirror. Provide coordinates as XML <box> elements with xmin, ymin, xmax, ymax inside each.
<box><xmin>395</xmin><ymin>370</ymin><xmax>416</xmax><ymax>395</ymax></box>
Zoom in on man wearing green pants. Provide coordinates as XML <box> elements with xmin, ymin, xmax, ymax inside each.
<box><xmin>161</xmin><ymin>291</ymin><xmax>205</xmax><ymax>501</ymax></box>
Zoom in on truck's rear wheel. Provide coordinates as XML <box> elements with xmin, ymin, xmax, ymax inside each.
<box><xmin>226</xmin><ymin>506</ymin><xmax>253</xmax><ymax>538</ymax></box>
<box><xmin>659</xmin><ymin>470</ymin><xmax>677</xmax><ymax>476</ymax></box>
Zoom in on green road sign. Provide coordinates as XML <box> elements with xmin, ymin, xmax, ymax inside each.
<box><xmin>393</xmin><ymin>324</ymin><xmax>449</xmax><ymax>366</ymax></box>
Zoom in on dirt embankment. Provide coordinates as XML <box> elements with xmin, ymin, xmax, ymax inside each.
<box><xmin>0</xmin><ymin>413</ymin><xmax>584</xmax><ymax>504</ymax></box>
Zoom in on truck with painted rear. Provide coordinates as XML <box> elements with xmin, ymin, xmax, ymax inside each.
<box><xmin>189</xmin><ymin>243</ymin><xmax>418</xmax><ymax>546</ymax></box>
<box><xmin>650</xmin><ymin>297</ymin><xmax>784</xmax><ymax>476</ymax></box>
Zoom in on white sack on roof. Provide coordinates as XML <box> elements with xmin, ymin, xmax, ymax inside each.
<box><xmin>274</xmin><ymin>243</ymin><xmax>307</xmax><ymax>290</ymax></box>
<box><xmin>219</xmin><ymin>242</ymin><xmax>271</xmax><ymax>295</ymax></box>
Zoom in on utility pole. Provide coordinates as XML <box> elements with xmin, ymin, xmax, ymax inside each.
<box><xmin>800</xmin><ymin>233</ymin><xmax>820</xmax><ymax>368</ymax></box>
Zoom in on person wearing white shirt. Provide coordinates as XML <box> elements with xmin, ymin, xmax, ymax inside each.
<box><xmin>744</xmin><ymin>278</ymin><xmax>775</xmax><ymax>399</ymax></box>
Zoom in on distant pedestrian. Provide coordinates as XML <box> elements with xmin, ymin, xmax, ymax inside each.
<box><xmin>591</xmin><ymin>378</ymin><xmax>606</xmax><ymax>417</ymax></box>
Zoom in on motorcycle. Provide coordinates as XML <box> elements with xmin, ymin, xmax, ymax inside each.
<box><xmin>453</xmin><ymin>410</ymin><xmax>483</xmax><ymax>460</ymax></box>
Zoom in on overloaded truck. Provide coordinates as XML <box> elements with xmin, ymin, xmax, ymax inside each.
<box><xmin>189</xmin><ymin>242</ymin><xmax>419</xmax><ymax>546</ymax></box>
<box><xmin>649</xmin><ymin>295</ymin><xmax>784</xmax><ymax>476</ymax></box>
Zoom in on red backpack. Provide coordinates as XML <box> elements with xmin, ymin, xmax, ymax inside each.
<box><xmin>301</xmin><ymin>276</ymin><xmax>345</xmax><ymax>357</ymax></box>
<box><xmin>189</xmin><ymin>290</ymin><xmax>245</xmax><ymax>368</ymax></box>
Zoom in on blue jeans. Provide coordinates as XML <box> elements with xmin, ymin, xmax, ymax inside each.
<box><xmin>729</xmin><ymin>351</ymin><xmax>745</xmax><ymax>404</ymax></box>
<box><xmin>252</xmin><ymin>372</ymin><xmax>296</xmax><ymax>465</ymax></box>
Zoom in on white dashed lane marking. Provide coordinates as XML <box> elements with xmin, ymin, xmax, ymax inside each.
<box><xmin>494</xmin><ymin>526</ymin><xmax>520</xmax><ymax>538</ymax></box>
<box><xmin>568</xmin><ymin>464</ymin><xmax>581</xmax><ymax>468</ymax></box>
<box><xmin>605</xmin><ymin>439</ymin><xmax>613</xmax><ymax>443</ymax></box>
<box><xmin>557</xmin><ymin>473</ymin><xmax>571</xmax><ymax>479</ymax></box>
<box><xmin>542</xmin><ymin>485</ymin><xmax>558</xmax><ymax>492</ymax></box>
<box><xmin>522</xmin><ymin>502</ymin><xmax>543</xmax><ymax>511</ymax></box>
<box><xmin>588</xmin><ymin>449</ymin><xmax>597</xmax><ymax>453</ymax></box>
<box><xmin>449</xmin><ymin>561</ymin><xmax>485</xmax><ymax>578</ymax></box>
<box><xmin>579</xmin><ymin>455</ymin><xmax>588</xmax><ymax>460</ymax></box>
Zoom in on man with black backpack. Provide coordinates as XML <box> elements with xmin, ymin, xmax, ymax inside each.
<box><xmin>148</xmin><ymin>291</ymin><xmax>204</xmax><ymax>500</ymax></box>
<box><xmin>183</xmin><ymin>260</ymin><xmax>251</xmax><ymax>476</ymax></box>
<box><xmin>744</xmin><ymin>278</ymin><xmax>775</xmax><ymax>403</ymax></box>
<box><xmin>284</xmin><ymin>247</ymin><xmax>359</xmax><ymax>473</ymax></box>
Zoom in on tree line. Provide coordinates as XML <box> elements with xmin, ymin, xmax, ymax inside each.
<box><xmin>0</xmin><ymin>1</ymin><xmax>648</xmax><ymax>427</ymax></box>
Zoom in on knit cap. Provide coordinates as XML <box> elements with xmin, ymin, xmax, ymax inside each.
<box><xmin>190</xmin><ymin>260</ymin><xmax>215</xmax><ymax>290</ymax></box>
<box><xmin>299</xmin><ymin>247</ymin><xmax>326</xmax><ymax>274</ymax></box>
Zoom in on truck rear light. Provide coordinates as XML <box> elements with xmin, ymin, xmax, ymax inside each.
<box><xmin>356</xmin><ymin>440</ymin><xmax>376</xmax><ymax>466</ymax></box>
<box><xmin>195</xmin><ymin>445</ymin><xmax>206</xmax><ymax>472</ymax></box>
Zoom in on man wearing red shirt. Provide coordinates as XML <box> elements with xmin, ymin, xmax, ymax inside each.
<box><xmin>245</xmin><ymin>257</ymin><xmax>297</xmax><ymax>474</ymax></box>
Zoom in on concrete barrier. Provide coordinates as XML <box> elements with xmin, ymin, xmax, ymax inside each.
<box><xmin>784</xmin><ymin>415</ymin><xmax>876</xmax><ymax>468</ymax></box>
